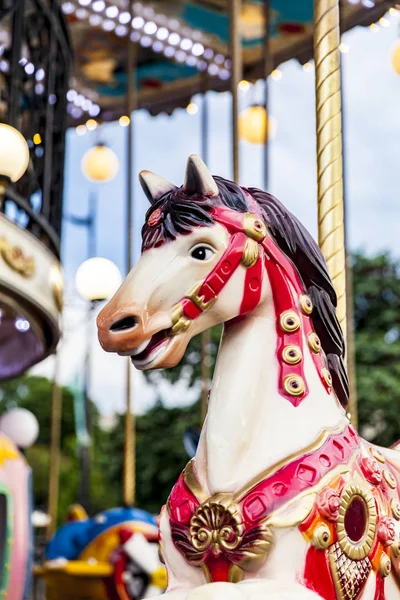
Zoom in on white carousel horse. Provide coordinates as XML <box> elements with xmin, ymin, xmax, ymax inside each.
<box><xmin>97</xmin><ymin>155</ymin><xmax>400</xmax><ymax>600</ymax></box>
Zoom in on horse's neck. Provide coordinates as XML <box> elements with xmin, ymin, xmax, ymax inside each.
<box><xmin>195</xmin><ymin>295</ymin><xmax>348</xmax><ymax>495</ymax></box>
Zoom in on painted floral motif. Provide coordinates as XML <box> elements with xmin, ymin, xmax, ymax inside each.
<box><xmin>377</xmin><ymin>516</ymin><xmax>396</xmax><ymax>546</ymax></box>
<box><xmin>360</xmin><ymin>457</ymin><xmax>382</xmax><ymax>485</ymax></box>
<box><xmin>317</xmin><ymin>487</ymin><xmax>340</xmax><ymax>521</ymax></box>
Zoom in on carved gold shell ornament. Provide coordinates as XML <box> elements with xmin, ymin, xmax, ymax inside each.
<box><xmin>336</xmin><ymin>482</ymin><xmax>377</xmax><ymax>560</ymax></box>
<box><xmin>0</xmin><ymin>236</ymin><xmax>35</xmax><ymax>277</ymax></box>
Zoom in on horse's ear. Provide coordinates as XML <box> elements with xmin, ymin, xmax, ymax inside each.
<box><xmin>139</xmin><ymin>170</ymin><xmax>177</xmax><ymax>204</ymax></box>
<box><xmin>183</xmin><ymin>154</ymin><xmax>219</xmax><ymax>197</ymax></box>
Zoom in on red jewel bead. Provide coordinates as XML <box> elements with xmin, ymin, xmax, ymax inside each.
<box><xmin>344</xmin><ymin>496</ymin><xmax>367</xmax><ymax>542</ymax></box>
<box><xmin>361</xmin><ymin>457</ymin><xmax>382</xmax><ymax>485</ymax></box>
<box><xmin>148</xmin><ymin>208</ymin><xmax>162</xmax><ymax>227</ymax></box>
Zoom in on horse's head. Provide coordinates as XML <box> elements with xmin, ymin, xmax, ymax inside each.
<box><xmin>97</xmin><ymin>154</ymin><xmax>348</xmax><ymax>409</ymax></box>
<box><xmin>97</xmin><ymin>155</ymin><xmax>269</xmax><ymax>370</ymax></box>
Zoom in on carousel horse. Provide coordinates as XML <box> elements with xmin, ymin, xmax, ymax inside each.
<box><xmin>97</xmin><ymin>155</ymin><xmax>400</xmax><ymax>600</ymax></box>
<box><xmin>36</xmin><ymin>505</ymin><xmax>166</xmax><ymax>600</ymax></box>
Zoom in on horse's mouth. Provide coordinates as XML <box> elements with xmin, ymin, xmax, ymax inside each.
<box><xmin>128</xmin><ymin>329</ymin><xmax>173</xmax><ymax>369</ymax></box>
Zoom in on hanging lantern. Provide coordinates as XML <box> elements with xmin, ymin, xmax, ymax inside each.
<box><xmin>391</xmin><ymin>40</ymin><xmax>400</xmax><ymax>75</ymax></box>
<box><xmin>0</xmin><ymin>408</ymin><xmax>39</xmax><ymax>449</ymax></box>
<box><xmin>0</xmin><ymin>123</ymin><xmax>30</xmax><ymax>183</ymax></box>
<box><xmin>81</xmin><ymin>144</ymin><xmax>119</xmax><ymax>183</ymax></box>
<box><xmin>238</xmin><ymin>105</ymin><xmax>277</xmax><ymax>144</ymax></box>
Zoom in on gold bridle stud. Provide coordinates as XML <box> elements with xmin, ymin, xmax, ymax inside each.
<box><xmin>308</xmin><ymin>332</ymin><xmax>321</xmax><ymax>353</ymax></box>
<box><xmin>280</xmin><ymin>311</ymin><xmax>301</xmax><ymax>333</ymax></box>
<box><xmin>322</xmin><ymin>367</ymin><xmax>332</xmax><ymax>387</ymax></box>
<box><xmin>299</xmin><ymin>294</ymin><xmax>313</xmax><ymax>315</ymax></box>
<box><xmin>283</xmin><ymin>374</ymin><xmax>305</xmax><ymax>397</ymax></box>
<box><xmin>282</xmin><ymin>345</ymin><xmax>302</xmax><ymax>365</ymax></box>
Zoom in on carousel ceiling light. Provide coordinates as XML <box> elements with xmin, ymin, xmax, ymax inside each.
<box><xmin>303</xmin><ymin>62</ymin><xmax>313</xmax><ymax>72</ymax></box>
<box><xmin>82</xmin><ymin>99</ymin><xmax>92</xmax><ymax>110</ymax></box>
<box><xmin>75</xmin><ymin>257</ymin><xmax>122</xmax><ymax>302</ymax></box>
<box><xmin>79</xmin><ymin>0</ymin><xmax>92</xmax><ymax>5</ymax></box>
<box><xmin>132</xmin><ymin>16</ymin><xmax>144</xmax><ymax>29</ymax></box>
<box><xmin>157</xmin><ymin>27</ymin><xmax>169</xmax><ymax>40</ymax></box>
<box><xmin>239</xmin><ymin>79</ymin><xmax>250</xmax><ymax>91</ymax></box>
<box><xmin>186</xmin><ymin>103</ymin><xmax>198</xmax><ymax>115</ymax></box>
<box><xmin>15</xmin><ymin>316</ymin><xmax>31</xmax><ymax>332</ymax></box>
<box><xmin>164</xmin><ymin>46</ymin><xmax>175</xmax><ymax>58</ymax></box>
<box><xmin>102</xmin><ymin>19</ymin><xmax>116</xmax><ymax>31</ymax></box>
<box><xmin>192</xmin><ymin>43</ymin><xmax>205</xmax><ymax>56</ymax></box>
<box><xmin>144</xmin><ymin>21</ymin><xmax>157</xmax><ymax>34</ymax></box>
<box><xmin>391</xmin><ymin>40</ymin><xmax>400</xmax><ymax>74</ymax></box>
<box><xmin>119</xmin><ymin>11</ymin><xmax>131</xmax><ymax>24</ymax></box>
<box><xmin>76</xmin><ymin>125</ymin><xmax>87</xmax><ymax>135</ymax></box>
<box><xmin>362</xmin><ymin>0</ymin><xmax>374</xmax><ymax>6</ymax></box>
<box><xmin>35</xmin><ymin>68</ymin><xmax>45</xmax><ymax>81</ymax></box>
<box><xmin>0</xmin><ymin>60</ymin><xmax>9</xmax><ymax>72</ymax></box>
<box><xmin>198</xmin><ymin>60</ymin><xmax>207</xmax><ymax>71</ymax></box>
<box><xmin>239</xmin><ymin>105</ymin><xmax>277</xmax><ymax>144</ymax></box>
<box><xmin>76</xmin><ymin>8</ymin><xmax>89</xmax><ymax>19</ymax></box>
<box><xmin>81</xmin><ymin>144</ymin><xmax>119</xmax><ymax>182</ymax></box>
<box><xmin>186</xmin><ymin>55</ymin><xmax>197</xmax><ymax>67</ymax></box>
<box><xmin>89</xmin><ymin>13</ymin><xmax>102</xmax><ymax>25</ymax></box>
<box><xmin>140</xmin><ymin>36</ymin><xmax>152</xmax><ymax>47</ymax></box>
<box><xmin>115</xmin><ymin>25</ymin><xmax>128</xmax><ymax>37</ymax></box>
<box><xmin>271</xmin><ymin>69</ymin><xmax>282</xmax><ymax>81</ymax></box>
<box><xmin>369</xmin><ymin>22</ymin><xmax>379</xmax><ymax>31</ymax></box>
<box><xmin>152</xmin><ymin>40</ymin><xmax>163</xmax><ymax>53</ymax></box>
<box><xmin>175</xmin><ymin>50</ymin><xmax>186</xmax><ymax>62</ymax></box>
<box><xmin>339</xmin><ymin>43</ymin><xmax>350</xmax><ymax>53</ymax></box>
<box><xmin>379</xmin><ymin>17</ymin><xmax>390</xmax><ymax>27</ymax></box>
<box><xmin>0</xmin><ymin>124</ymin><xmax>30</xmax><ymax>192</ymax></box>
<box><xmin>130</xmin><ymin>31</ymin><xmax>140</xmax><ymax>42</ymax></box>
<box><xmin>0</xmin><ymin>408</ymin><xmax>39</xmax><ymax>449</ymax></box>
<box><xmin>214</xmin><ymin>54</ymin><xmax>225</xmax><ymax>64</ymax></box>
<box><xmin>181</xmin><ymin>38</ymin><xmax>193</xmax><ymax>51</ymax></box>
<box><xmin>208</xmin><ymin>63</ymin><xmax>218</xmax><ymax>76</ymax></box>
<box><xmin>168</xmin><ymin>32</ymin><xmax>181</xmax><ymax>45</ymax></box>
<box><xmin>24</xmin><ymin>62</ymin><xmax>34</xmax><ymax>75</ymax></box>
<box><xmin>35</xmin><ymin>83</ymin><xmax>45</xmax><ymax>94</ymax></box>
<box><xmin>62</xmin><ymin>2</ymin><xmax>75</xmax><ymax>14</ymax></box>
<box><xmin>86</xmin><ymin>119</ymin><xmax>97</xmax><ymax>130</ymax></box>
<box><xmin>203</xmin><ymin>48</ymin><xmax>214</xmax><ymax>60</ymax></box>
<box><xmin>89</xmin><ymin>104</ymin><xmax>100</xmax><ymax>116</ymax></box>
<box><xmin>67</xmin><ymin>89</ymin><xmax>77</xmax><ymax>101</ymax></box>
<box><xmin>218</xmin><ymin>69</ymin><xmax>230</xmax><ymax>80</ymax></box>
<box><xmin>105</xmin><ymin>5</ymin><xmax>118</xmax><ymax>18</ymax></box>
<box><xmin>92</xmin><ymin>0</ymin><xmax>105</xmax><ymax>12</ymax></box>
<box><xmin>389</xmin><ymin>7</ymin><xmax>399</xmax><ymax>16</ymax></box>
<box><xmin>119</xmin><ymin>115</ymin><xmax>130</xmax><ymax>126</ymax></box>
<box><xmin>49</xmin><ymin>94</ymin><xmax>57</xmax><ymax>105</ymax></box>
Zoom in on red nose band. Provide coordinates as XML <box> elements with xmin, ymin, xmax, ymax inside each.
<box><xmin>169</xmin><ymin>204</ymin><xmax>332</xmax><ymax>406</ymax></box>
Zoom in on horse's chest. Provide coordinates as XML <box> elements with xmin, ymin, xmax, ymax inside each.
<box><xmin>166</xmin><ymin>426</ymin><xmax>400</xmax><ymax>599</ymax></box>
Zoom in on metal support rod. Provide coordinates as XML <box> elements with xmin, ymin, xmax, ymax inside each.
<box><xmin>200</xmin><ymin>90</ymin><xmax>210</xmax><ymax>424</ymax></box>
<box><xmin>47</xmin><ymin>353</ymin><xmax>62</xmax><ymax>539</ymax></box>
<box><xmin>263</xmin><ymin>0</ymin><xmax>271</xmax><ymax>191</ymax></box>
<box><xmin>123</xmin><ymin>4</ymin><xmax>137</xmax><ymax>507</ymax></box>
<box><xmin>339</xmin><ymin>0</ymin><xmax>357</xmax><ymax>427</ymax></box>
<box><xmin>9</xmin><ymin>0</ymin><xmax>25</xmax><ymax>128</ymax></box>
<box><xmin>88</xmin><ymin>191</ymin><xmax>97</xmax><ymax>259</ymax></box>
<box><xmin>229</xmin><ymin>0</ymin><xmax>242</xmax><ymax>184</ymax></box>
<box><xmin>313</xmin><ymin>0</ymin><xmax>347</xmax><ymax>342</ymax></box>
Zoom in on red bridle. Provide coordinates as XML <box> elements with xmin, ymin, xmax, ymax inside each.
<box><xmin>169</xmin><ymin>202</ymin><xmax>333</xmax><ymax>407</ymax></box>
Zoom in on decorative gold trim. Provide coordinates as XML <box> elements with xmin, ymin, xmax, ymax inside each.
<box><xmin>307</xmin><ymin>332</ymin><xmax>321</xmax><ymax>353</ymax></box>
<box><xmin>186</xmin><ymin>281</ymin><xmax>217</xmax><ymax>312</ymax></box>
<box><xmin>282</xmin><ymin>345</ymin><xmax>302</xmax><ymax>365</ymax></box>
<box><xmin>337</xmin><ymin>482</ymin><xmax>377</xmax><ymax>560</ymax></box>
<box><xmin>311</xmin><ymin>523</ymin><xmax>331</xmax><ymax>549</ymax></box>
<box><xmin>392</xmin><ymin>540</ymin><xmax>400</xmax><ymax>559</ymax></box>
<box><xmin>322</xmin><ymin>367</ymin><xmax>333</xmax><ymax>387</ymax></box>
<box><xmin>0</xmin><ymin>236</ymin><xmax>35</xmax><ymax>278</ymax></box>
<box><xmin>228</xmin><ymin>564</ymin><xmax>243</xmax><ymax>583</ymax></box>
<box><xmin>391</xmin><ymin>498</ymin><xmax>400</xmax><ymax>520</ymax></box>
<box><xmin>243</xmin><ymin>213</ymin><xmax>267</xmax><ymax>241</ymax></box>
<box><xmin>379</xmin><ymin>552</ymin><xmax>391</xmax><ymax>578</ymax></box>
<box><xmin>235</xmin><ymin>422</ymin><xmax>348</xmax><ymax>502</ymax></box>
<box><xmin>369</xmin><ymin>447</ymin><xmax>385</xmax><ymax>464</ymax></box>
<box><xmin>183</xmin><ymin>460</ymin><xmax>210</xmax><ymax>504</ymax></box>
<box><xmin>170</xmin><ymin>304</ymin><xmax>191</xmax><ymax>336</ymax></box>
<box><xmin>283</xmin><ymin>374</ymin><xmax>305</xmax><ymax>397</ymax></box>
<box><xmin>189</xmin><ymin>494</ymin><xmax>244</xmax><ymax>553</ymax></box>
<box><xmin>383</xmin><ymin>469</ymin><xmax>397</xmax><ymax>490</ymax></box>
<box><xmin>279</xmin><ymin>310</ymin><xmax>300</xmax><ymax>333</ymax></box>
<box><xmin>241</xmin><ymin>238</ymin><xmax>259</xmax><ymax>268</ymax></box>
<box><xmin>299</xmin><ymin>294</ymin><xmax>313</xmax><ymax>315</ymax></box>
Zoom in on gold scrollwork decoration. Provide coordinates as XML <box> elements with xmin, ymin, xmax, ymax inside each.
<box><xmin>170</xmin><ymin>304</ymin><xmax>191</xmax><ymax>336</ymax></box>
<box><xmin>311</xmin><ymin>523</ymin><xmax>331</xmax><ymax>549</ymax></box>
<box><xmin>0</xmin><ymin>237</ymin><xmax>35</xmax><ymax>278</ymax></box>
<box><xmin>379</xmin><ymin>552</ymin><xmax>391</xmax><ymax>578</ymax></box>
<box><xmin>369</xmin><ymin>447</ymin><xmax>385</xmax><ymax>464</ymax></box>
<box><xmin>243</xmin><ymin>213</ymin><xmax>267</xmax><ymax>242</ymax></box>
<box><xmin>299</xmin><ymin>294</ymin><xmax>313</xmax><ymax>315</ymax></box>
<box><xmin>282</xmin><ymin>345</ymin><xmax>302</xmax><ymax>365</ymax></box>
<box><xmin>190</xmin><ymin>495</ymin><xmax>244</xmax><ymax>555</ymax></box>
<box><xmin>241</xmin><ymin>238</ymin><xmax>259</xmax><ymax>268</ymax></box>
<box><xmin>186</xmin><ymin>281</ymin><xmax>217</xmax><ymax>312</ymax></box>
<box><xmin>337</xmin><ymin>482</ymin><xmax>377</xmax><ymax>560</ymax></box>
<box><xmin>391</xmin><ymin>498</ymin><xmax>400</xmax><ymax>521</ymax></box>
<box><xmin>383</xmin><ymin>469</ymin><xmax>397</xmax><ymax>490</ymax></box>
<box><xmin>322</xmin><ymin>367</ymin><xmax>333</xmax><ymax>388</ymax></box>
<box><xmin>280</xmin><ymin>310</ymin><xmax>300</xmax><ymax>333</ymax></box>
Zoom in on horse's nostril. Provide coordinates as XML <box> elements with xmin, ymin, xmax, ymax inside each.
<box><xmin>110</xmin><ymin>315</ymin><xmax>138</xmax><ymax>332</ymax></box>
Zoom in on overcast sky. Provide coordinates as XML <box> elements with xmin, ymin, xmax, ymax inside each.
<box><xmin>32</xmin><ymin>18</ymin><xmax>400</xmax><ymax>416</ymax></box>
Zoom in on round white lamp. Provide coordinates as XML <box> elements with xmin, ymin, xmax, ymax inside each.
<box><xmin>75</xmin><ymin>257</ymin><xmax>122</xmax><ymax>302</ymax></box>
<box><xmin>238</xmin><ymin>105</ymin><xmax>277</xmax><ymax>144</ymax></box>
<box><xmin>81</xmin><ymin>144</ymin><xmax>119</xmax><ymax>183</ymax></box>
<box><xmin>0</xmin><ymin>123</ymin><xmax>30</xmax><ymax>196</ymax></box>
<box><xmin>0</xmin><ymin>408</ymin><xmax>39</xmax><ymax>449</ymax></box>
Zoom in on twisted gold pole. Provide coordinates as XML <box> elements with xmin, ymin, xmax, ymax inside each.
<box><xmin>314</xmin><ymin>0</ymin><xmax>358</xmax><ymax>425</ymax></box>
<box><xmin>314</xmin><ymin>0</ymin><xmax>346</xmax><ymax>341</ymax></box>
<box><xmin>47</xmin><ymin>353</ymin><xmax>62</xmax><ymax>539</ymax></box>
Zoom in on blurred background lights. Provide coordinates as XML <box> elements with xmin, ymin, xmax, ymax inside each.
<box><xmin>15</xmin><ymin>316</ymin><xmax>30</xmax><ymax>332</ymax></box>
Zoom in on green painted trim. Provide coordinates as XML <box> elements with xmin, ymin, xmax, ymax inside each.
<box><xmin>0</xmin><ymin>483</ymin><xmax>14</xmax><ymax>594</ymax></box>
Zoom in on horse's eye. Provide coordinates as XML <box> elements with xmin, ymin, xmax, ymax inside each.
<box><xmin>190</xmin><ymin>245</ymin><xmax>214</xmax><ymax>261</ymax></box>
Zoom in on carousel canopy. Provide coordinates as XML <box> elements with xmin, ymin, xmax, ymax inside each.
<box><xmin>62</xmin><ymin>0</ymin><xmax>395</xmax><ymax>122</ymax></box>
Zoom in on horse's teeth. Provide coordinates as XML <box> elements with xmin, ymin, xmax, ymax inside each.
<box><xmin>130</xmin><ymin>339</ymin><xmax>151</xmax><ymax>356</ymax></box>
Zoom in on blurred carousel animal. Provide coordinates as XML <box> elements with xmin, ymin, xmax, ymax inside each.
<box><xmin>35</xmin><ymin>505</ymin><xmax>166</xmax><ymax>600</ymax></box>
<box><xmin>97</xmin><ymin>155</ymin><xmax>400</xmax><ymax>600</ymax></box>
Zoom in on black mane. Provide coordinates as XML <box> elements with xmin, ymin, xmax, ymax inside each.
<box><xmin>142</xmin><ymin>177</ymin><xmax>349</xmax><ymax>408</ymax></box>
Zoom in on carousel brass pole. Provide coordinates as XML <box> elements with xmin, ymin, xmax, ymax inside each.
<box><xmin>123</xmin><ymin>2</ymin><xmax>136</xmax><ymax>507</ymax></box>
<box><xmin>313</xmin><ymin>0</ymin><xmax>349</xmax><ymax>381</ymax></box>
<box><xmin>47</xmin><ymin>352</ymin><xmax>62</xmax><ymax>539</ymax></box>
<box><xmin>200</xmin><ymin>87</ymin><xmax>210</xmax><ymax>424</ymax></box>
<box><xmin>229</xmin><ymin>0</ymin><xmax>242</xmax><ymax>183</ymax></box>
